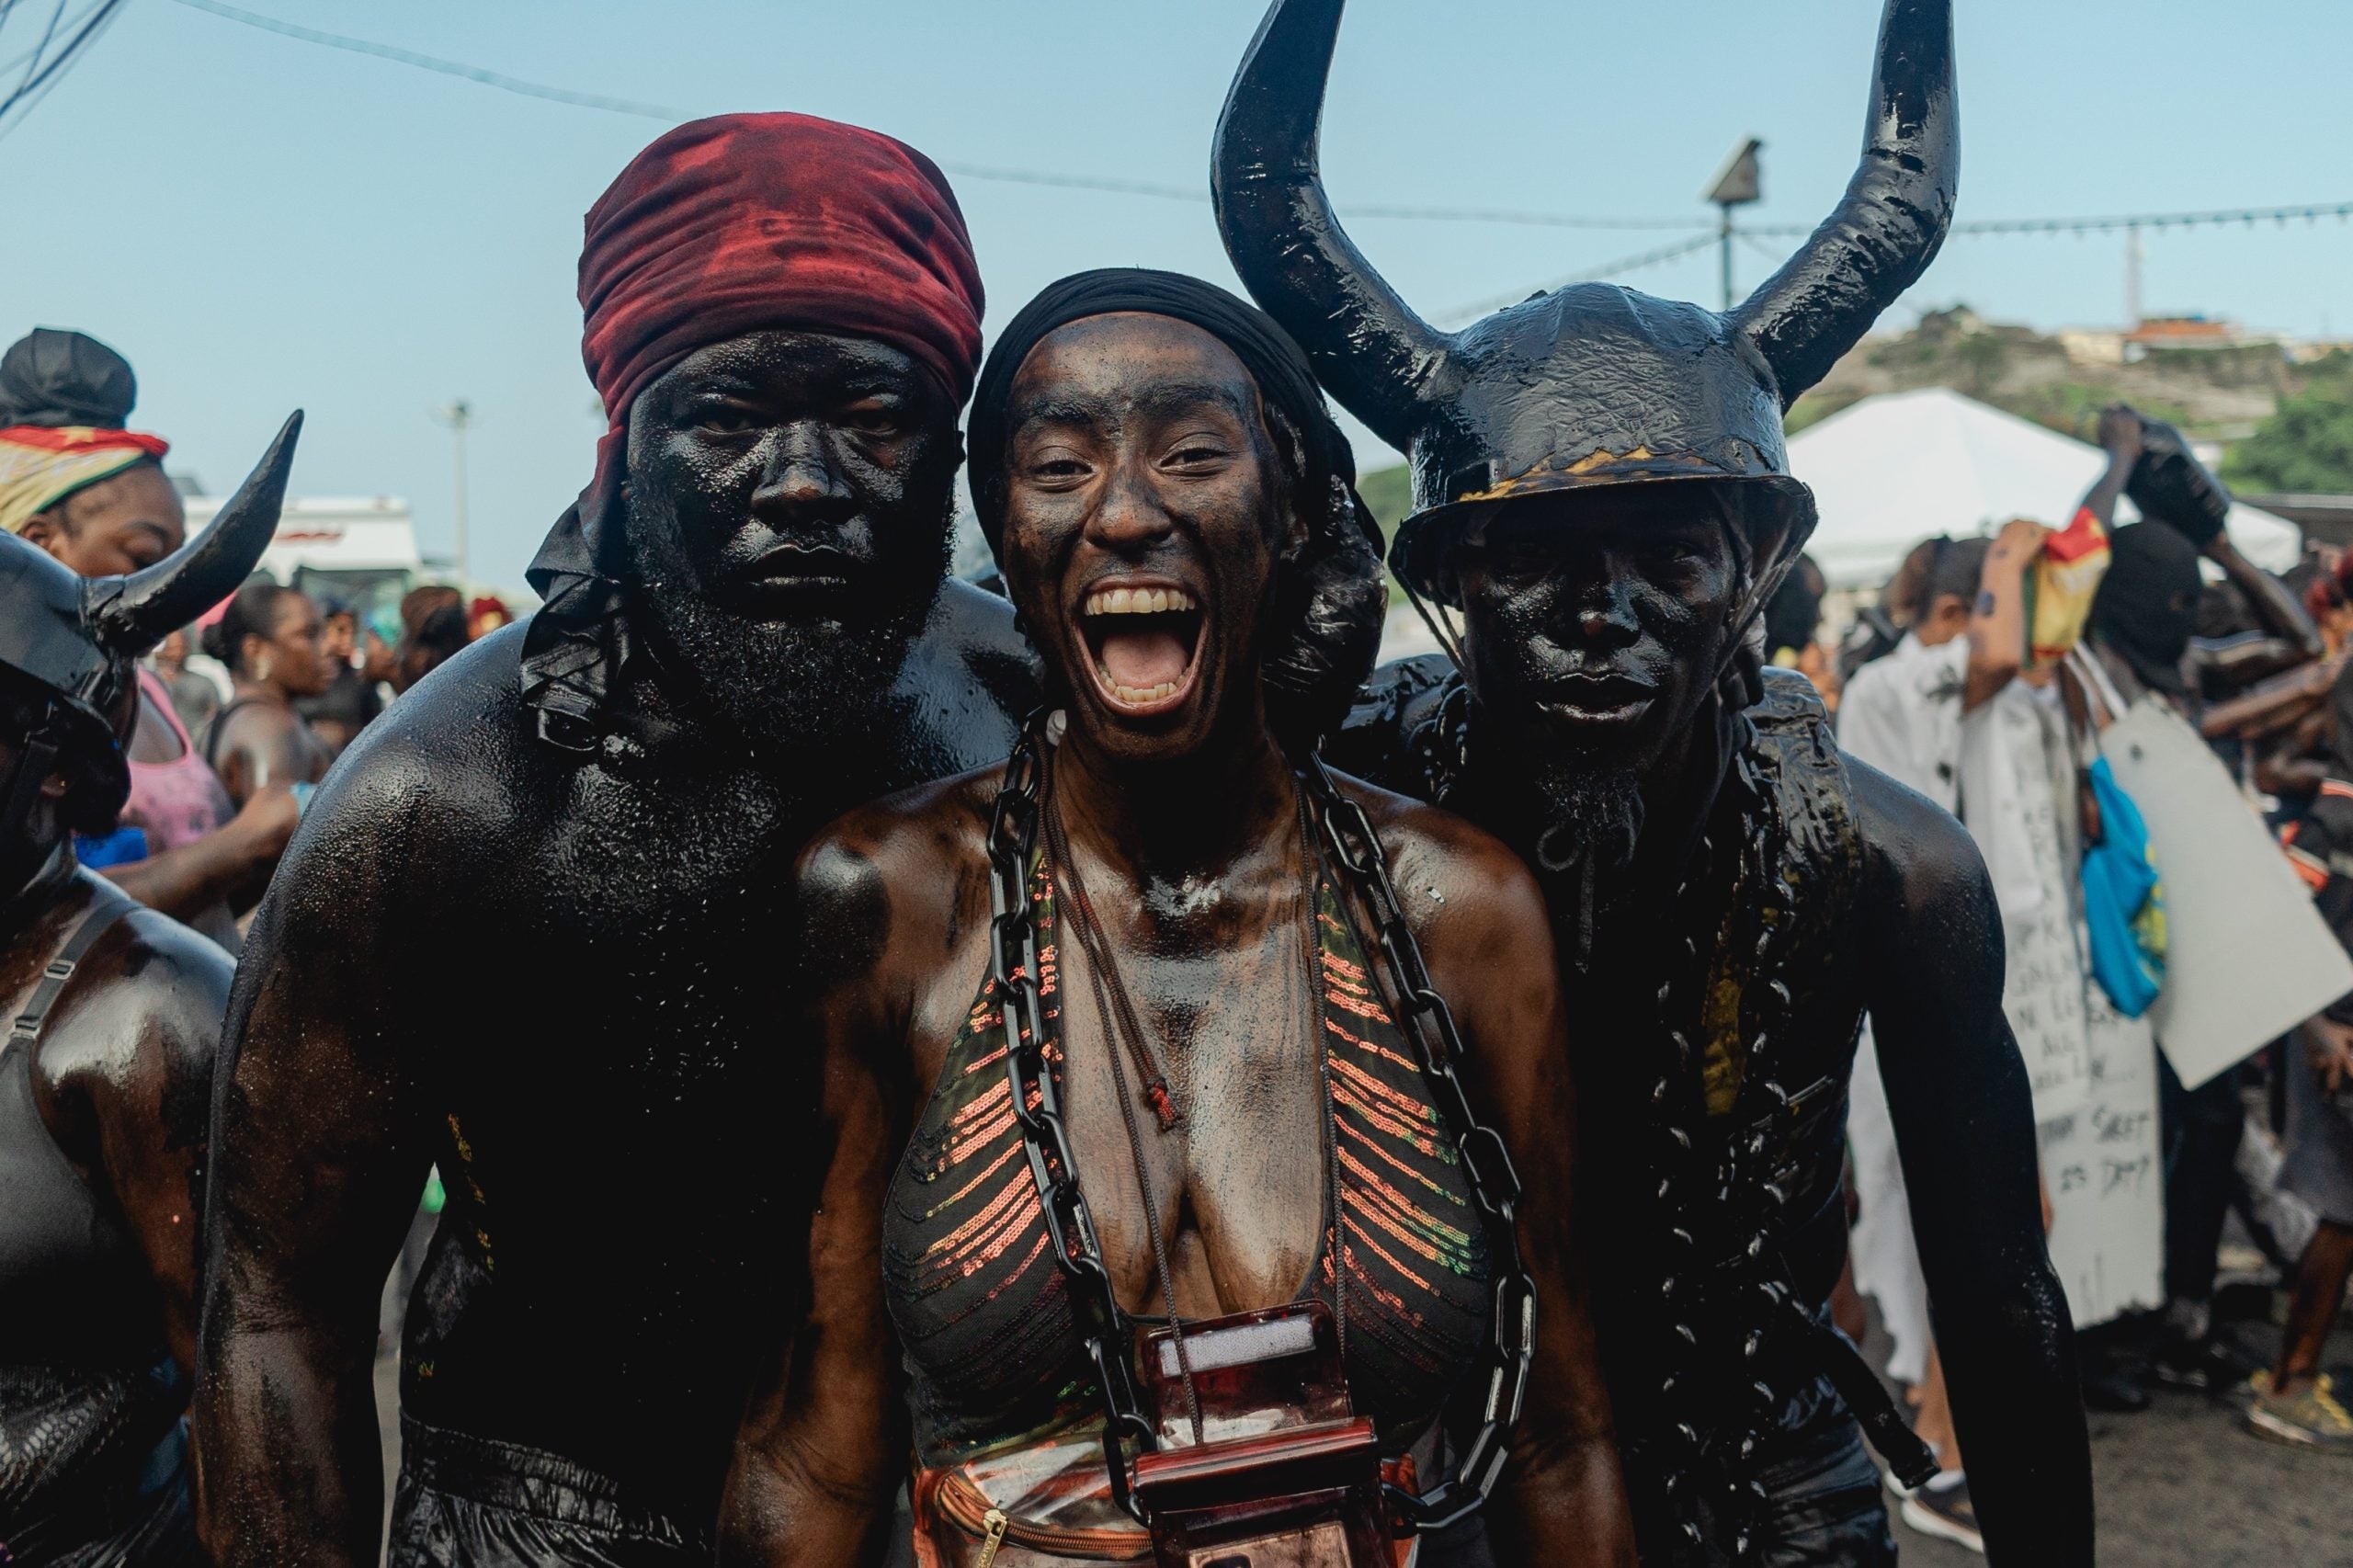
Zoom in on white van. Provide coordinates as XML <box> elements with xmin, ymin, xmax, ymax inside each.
<box><xmin>181</xmin><ymin>493</ymin><xmax>422</xmax><ymax>629</ymax></box>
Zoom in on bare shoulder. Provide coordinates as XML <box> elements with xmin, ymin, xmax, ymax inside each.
<box><xmin>268</xmin><ymin>627</ymin><xmax>537</xmax><ymax>894</ymax></box>
<box><xmin>37</xmin><ymin>897</ymin><xmax>233</xmax><ymax>1096</ymax></box>
<box><xmin>1324</xmin><ymin>767</ymin><xmax>1556</xmax><ymax>976</ymax></box>
<box><xmin>1847</xmin><ymin>753</ymin><xmax>1997</xmax><ymax>925</ymax></box>
<box><xmin>793</xmin><ymin>765</ymin><xmax>1002</xmax><ymax>990</ymax></box>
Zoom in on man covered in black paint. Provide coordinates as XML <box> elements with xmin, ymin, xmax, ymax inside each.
<box><xmin>1213</xmin><ymin>1</ymin><xmax>2092</xmax><ymax>1562</ymax></box>
<box><xmin>193</xmin><ymin>114</ymin><xmax>1037</xmax><ymax>1566</ymax></box>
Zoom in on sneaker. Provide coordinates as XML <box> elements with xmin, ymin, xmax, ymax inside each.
<box><xmin>2242</xmin><ymin>1373</ymin><xmax>2353</xmax><ymax>1451</ymax></box>
<box><xmin>2080</xmin><ymin>1360</ymin><xmax>2152</xmax><ymax>1413</ymax></box>
<box><xmin>2151</xmin><ymin>1334</ymin><xmax>2263</xmax><ymax>1394</ymax></box>
<box><xmin>1899</xmin><ymin>1471</ymin><xmax>1984</xmax><ymax>1554</ymax></box>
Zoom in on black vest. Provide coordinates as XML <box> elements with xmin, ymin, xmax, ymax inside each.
<box><xmin>1336</xmin><ymin>665</ymin><xmax>1892</xmax><ymax>1550</ymax></box>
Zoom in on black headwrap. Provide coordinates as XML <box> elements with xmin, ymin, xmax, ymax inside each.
<box><xmin>0</xmin><ymin>329</ymin><xmax>137</xmax><ymax>428</ymax></box>
<box><xmin>967</xmin><ymin>267</ymin><xmax>1385</xmax><ymax>745</ymax></box>
<box><xmin>2091</xmin><ymin>522</ymin><xmax>2203</xmax><ymax>697</ymax></box>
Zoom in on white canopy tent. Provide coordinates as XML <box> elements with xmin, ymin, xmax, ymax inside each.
<box><xmin>1786</xmin><ymin>387</ymin><xmax>2302</xmax><ymax>589</ymax></box>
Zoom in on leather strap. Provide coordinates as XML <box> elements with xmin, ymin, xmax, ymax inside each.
<box><xmin>4</xmin><ymin>888</ymin><xmax>138</xmax><ymax>1064</ymax></box>
<box><xmin>1767</xmin><ymin>1252</ymin><xmax>1939</xmax><ymax>1490</ymax></box>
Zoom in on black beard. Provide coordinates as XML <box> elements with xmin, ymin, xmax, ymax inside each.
<box><xmin>1528</xmin><ymin>751</ymin><xmax>1647</xmax><ymax>877</ymax></box>
<box><xmin>623</xmin><ymin>510</ymin><xmax>949</xmax><ymax>763</ymax></box>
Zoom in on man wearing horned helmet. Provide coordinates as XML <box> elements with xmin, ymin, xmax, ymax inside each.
<box><xmin>1215</xmin><ymin>1</ymin><xmax>2092</xmax><ymax>1562</ymax></box>
<box><xmin>0</xmin><ymin>416</ymin><xmax>299</xmax><ymax>1565</ymax></box>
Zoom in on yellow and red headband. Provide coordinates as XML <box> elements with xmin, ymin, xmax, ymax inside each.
<box><xmin>0</xmin><ymin>424</ymin><xmax>170</xmax><ymax>537</ymax></box>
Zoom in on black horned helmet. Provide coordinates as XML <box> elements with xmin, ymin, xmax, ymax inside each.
<box><xmin>0</xmin><ymin>414</ymin><xmax>301</xmax><ymax>834</ymax></box>
<box><xmin>1212</xmin><ymin>0</ymin><xmax>1956</xmax><ymax>630</ymax></box>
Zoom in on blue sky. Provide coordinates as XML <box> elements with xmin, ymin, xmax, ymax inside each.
<box><xmin>6</xmin><ymin>0</ymin><xmax>2349</xmax><ymax>592</ymax></box>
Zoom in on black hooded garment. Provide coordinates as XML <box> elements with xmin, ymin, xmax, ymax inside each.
<box><xmin>2091</xmin><ymin>522</ymin><xmax>2204</xmax><ymax>698</ymax></box>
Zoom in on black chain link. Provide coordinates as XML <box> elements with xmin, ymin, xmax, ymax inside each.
<box><xmin>985</xmin><ymin>725</ymin><xmax>1157</xmax><ymax>1522</ymax></box>
<box><xmin>983</xmin><ymin>722</ymin><xmax>1538</xmax><ymax>1533</ymax></box>
<box><xmin>1296</xmin><ymin>749</ymin><xmax>1538</xmax><ymax>1531</ymax></box>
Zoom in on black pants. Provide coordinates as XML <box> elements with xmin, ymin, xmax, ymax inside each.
<box><xmin>2158</xmin><ymin>1054</ymin><xmax>2245</xmax><ymax>1311</ymax></box>
<box><xmin>388</xmin><ymin>1415</ymin><xmax>710</xmax><ymax>1568</ymax></box>
<box><xmin>1633</xmin><ymin>1384</ymin><xmax>1896</xmax><ymax>1568</ymax></box>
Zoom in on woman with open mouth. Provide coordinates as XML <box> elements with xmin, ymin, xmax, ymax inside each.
<box><xmin>721</xmin><ymin>271</ymin><xmax>1632</xmax><ymax>1568</ymax></box>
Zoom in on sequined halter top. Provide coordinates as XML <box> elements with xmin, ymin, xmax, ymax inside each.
<box><xmin>882</xmin><ymin>848</ymin><xmax>1493</xmax><ymax>1471</ymax></box>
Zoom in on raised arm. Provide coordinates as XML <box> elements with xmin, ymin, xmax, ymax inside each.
<box><xmin>2078</xmin><ymin>405</ymin><xmax>2143</xmax><ymax>536</ymax></box>
<box><xmin>1962</xmin><ymin>518</ymin><xmax>2047</xmax><ymax>713</ymax></box>
<box><xmin>103</xmin><ymin>784</ymin><xmax>299</xmax><ymax>921</ymax></box>
<box><xmin>720</xmin><ymin>836</ymin><xmax>914</xmax><ymax>1566</ymax></box>
<box><xmin>1853</xmin><ymin>763</ymin><xmax>2092</xmax><ymax>1563</ymax></box>
<box><xmin>1390</xmin><ymin>805</ymin><xmax>1634</xmax><ymax>1566</ymax></box>
<box><xmin>192</xmin><ymin>764</ymin><xmax>437</xmax><ymax>1566</ymax></box>
<box><xmin>2206</xmin><ymin>535</ymin><xmax>2323</xmax><ymax>660</ymax></box>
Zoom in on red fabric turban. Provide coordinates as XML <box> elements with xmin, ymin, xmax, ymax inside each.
<box><xmin>522</xmin><ymin>112</ymin><xmax>983</xmax><ymax>748</ymax></box>
<box><xmin>580</xmin><ymin>111</ymin><xmax>983</xmax><ymax>433</ymax></box>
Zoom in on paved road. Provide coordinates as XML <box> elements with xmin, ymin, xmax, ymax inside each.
<box><xmin>1893</xmin><ymin>1318</ymin><xmax>2353</xmax><ymax>1568</ymax></box>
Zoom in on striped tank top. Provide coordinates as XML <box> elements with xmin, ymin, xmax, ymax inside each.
<box><xmin>882</xmin><ymin>846</ymin><xmax>1493</xmax><ymax>1507</ymax></box>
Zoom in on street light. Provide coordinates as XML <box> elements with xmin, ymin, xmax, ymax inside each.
<box><xmin>428</xmin><ymin>399</ymin><xmax>472</xmax><ymax>585</ymax></box>
<box><xmin>1703</xmin><ymin>137</ymin><xmax>1764</xmax><ymax>312</ymax></box>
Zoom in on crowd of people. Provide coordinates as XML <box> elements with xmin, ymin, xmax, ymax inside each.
<box><xmin>5</xmin><ymin>1</ymin><xmax>2349</xmax><ymax>1566</ymax></box>
<box><xmin>1752</xmin><ymin>404</ymin><xmax>2353</xmax><ymax>1552</ymax></box>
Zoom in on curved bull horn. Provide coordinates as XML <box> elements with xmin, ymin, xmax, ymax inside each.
<box><xmin>1212</xmin><ymin>0</ymin><xmax>1451</xmax><ymax>451</ymax></box>
<box><xmin>1733</xmin><ymin>0</ymin><xmax>1957</xmax><ymax>406</ymax></box>
<box><xmin>88</xmin><ymin>411</ymin><xmax>302</xmax><ymax>655</ymax></box>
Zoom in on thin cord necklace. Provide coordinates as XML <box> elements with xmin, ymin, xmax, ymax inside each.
<box><xmin>1040</xmin><ymin>747</ymin><xmax>1344</xmax><ymax>1440</ymax></box>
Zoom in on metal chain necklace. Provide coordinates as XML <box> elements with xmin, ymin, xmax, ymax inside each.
<box><xmin>1038</xmin><ymin>745</ymin><xmax>1339</xmax><ymax>1449</ymax></box>
<box><xmin>983</xmin><ymin>715</ymin><xmax>1536</xmax><ymax>1532</ymax></box>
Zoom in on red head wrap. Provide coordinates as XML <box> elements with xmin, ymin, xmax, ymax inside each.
<box><xmin>522</xmin><ymin>112</ymin><xmax>984</xmax><ymax>749</ymax></box>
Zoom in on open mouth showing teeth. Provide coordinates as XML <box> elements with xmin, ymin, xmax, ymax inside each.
<box><xmin>1536</xmin><ymin>674</ymin><xmax>1657</xmax><ymax>726</ymax></box>
<box><xmin>1076</xmin><ymin>584</ymin><xmax>1206</xmax><ymax>715</ymax></box>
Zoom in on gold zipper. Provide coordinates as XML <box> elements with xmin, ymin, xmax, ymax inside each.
<box><xmin>975</xmin><ymin>1507</ymin><xmax>1010</xmax><ymax>1568</ymax></box>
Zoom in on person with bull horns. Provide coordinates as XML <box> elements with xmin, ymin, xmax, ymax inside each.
<box><xmin>0</xmin><ymin>415</ymin><xmax>300</xmax><ymax>1564</ymax></box>
<box><xmin>1214</xmin><ymin>0</ymin><xmax>2092</xmax><ymax>1562</ymax></box>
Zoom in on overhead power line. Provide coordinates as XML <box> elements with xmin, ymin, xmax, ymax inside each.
<box><xmin>169</xmin><ymin>0</ymin><xmax>682</xmax><ymax>119</ymax></box>
<box><xmin>1438</xmin><ymin>233</ymin><xmax>1720</xmax><ymax>324</ymax></box>
<box><xmin>165</xmin><ymin>0</ymin><xmax>1710</xmax><ymax>232</ymax></box>
<box><xmin>1744</xmin><ymin>199</ymin><xmax>2353</xmax><ymax>240</ymax></box>
<box><xmin>156</xmin><ymin>0</ymin><xmax>2353</xmax><ymax>253</ymax></box>
<box><xmin>0</xmin><ymin>0</ymin><xmax>127</xmax><ymax>142</ymax></box>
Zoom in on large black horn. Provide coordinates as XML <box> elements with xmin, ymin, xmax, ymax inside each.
<box><xmin>88</xmin><ymin>411</ymin><xmax>302</xmax><ymax>654</ymax></box>
<box><xmin>1732</xmin><ymin>0</ymin><xmax>1957</xmax><ymax>407</ymax></box>
<box><xmin>1212</xmin><ymin>0</ymin><xmax>1450</xmax><ymax>451</ymax></box>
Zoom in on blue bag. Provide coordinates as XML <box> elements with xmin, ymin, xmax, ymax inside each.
<box><xmin>73</xmin><ymin>824</ymin><xmax>150</xmax><ymax>869</ymax></box>
<box><xmin>2081</xmin><ymin>755</ymin><xmax>2165</xmax><ymax>1017</ymax></box>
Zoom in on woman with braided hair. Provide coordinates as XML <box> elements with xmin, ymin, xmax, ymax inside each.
<box><xmin>721</xmin><ymin>272</ymin><xmax>1632</xmax><ymax>1567</ymax></box>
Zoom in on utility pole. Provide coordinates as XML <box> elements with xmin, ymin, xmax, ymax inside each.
<box><xmin>2124</xmin><ymin>223</ymin><xmax>2144</xmax><ymax>329</ymax></box>
<box><xmin>1704</xmin><ymin>137</ymin><xmax>1764</xmax><ymax>311</ymax></box>
<box><xmin>429</xmin><ymin>400</ymin><xmax>472</xmax><ymax>585</ymax></box>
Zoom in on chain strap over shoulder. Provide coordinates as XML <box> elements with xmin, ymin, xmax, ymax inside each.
<box><xmin>984</xmin><ymin>722</ymin><xmax>1157</xmax><ymax>1524</ymax></box>
<box><xmin>1295</xmin><ymin>750</ymin><xmax>1537</xmax><ymax>1531</ymax></box>
<box><xmin>983</xmin><ymin>719</ymin><xmax>1536</xmax><ymax>1534</ymax></box>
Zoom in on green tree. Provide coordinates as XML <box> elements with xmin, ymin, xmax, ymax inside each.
<box><xmin>2226</xmin><ymin>387</ymin><xmax>2353</xmax><ymax>494</ymax></box>
<box><xmin>1357</xmin><ymin>463</ymin><xmax>1413</xmax><ymax>533</ymax></box>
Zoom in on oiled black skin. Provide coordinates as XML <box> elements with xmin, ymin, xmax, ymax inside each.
<box><xmin>193</xmin><ymin>331</ymin><xmax>1039</xmax><ymax>1565</ymax></box>
<box><xmin>0</xmin><ymin>725</ymin><xmax>230</xmax><ymax>1562</ymax></box>
<box><xmin>1343</xmin><ymin>501</ymin><xmax>2092</xmax><ymax>1563</ymax></box>
<box><xmin>722</xmin><ymin>313</ymin><xmax>1631</xmax><ymax>1567</ymax></box>
<box><xmin>2</xmin><ymin>856</ymin><xmax>225</xmax><ymax>1377</ymax></box>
